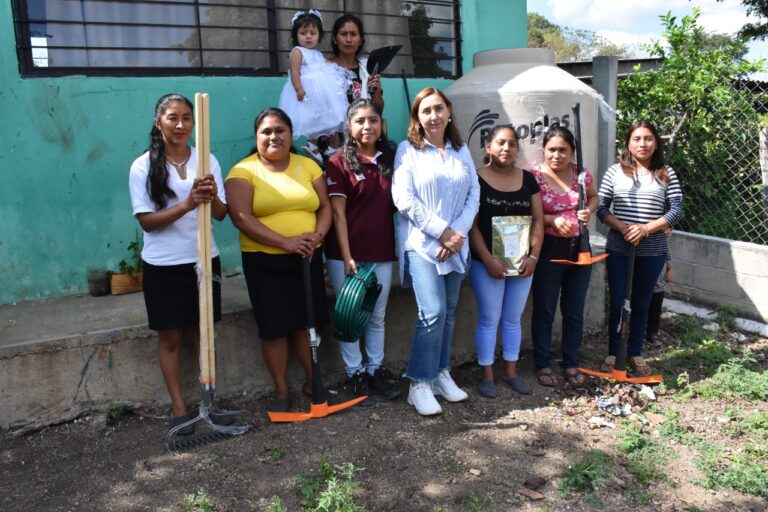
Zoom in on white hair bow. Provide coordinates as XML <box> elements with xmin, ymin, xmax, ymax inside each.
<box><xmin>292</xmin><ymin>9</ymin><xmax>322</xmax><ymax>25</ymax></box>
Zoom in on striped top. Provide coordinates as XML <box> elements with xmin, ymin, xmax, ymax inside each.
<box><xmin>392</xmin><ymin>139</ymin><xmax>480</xmax><ymax>282</ymax></box>
<box><xmin>597</xmin><ymin>164</ymin><xmax>683</xmax><ymax>256</ymax></box>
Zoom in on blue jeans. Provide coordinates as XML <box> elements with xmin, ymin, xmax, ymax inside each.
<box><xmin>470</xmin><ymin>259</ymin><xmax>533</xmax><ymax>366</ymax></box>
<box><xmin>606</xmin><ymin>250</ymin><xmax>667</xmax><ymax>358</ymax></box>
<box><xmin>531</xmin><ymin>259</ymin><xmax>592</xmax><ymax>370</ymax></box>
<box><xmin>327</xmin><ymin>259</ymin><xmax>393</xmax><ymax>377</ymax></box>
<box><xmin>404</xmin><ymin>250</ymin><xmax>466</xmax><ymax>382</ymax></box>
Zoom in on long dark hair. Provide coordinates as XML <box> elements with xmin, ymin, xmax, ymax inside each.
<box><xmin>620</xmin><ymin>120</ymin><xmax>669</xmax><ymax>184</ymax></box>
<box><xmin>330</xmin><ymin>14</ymin><xmax>365</xmax><ymax>56</ymax></box>
<box><xmin>147</xmin><ymin>93</ymin><xmax>193</xmax><ymax>209</ymax></box>
<box><xmin>407</xmin><ymin>87</ymin><xmax>463</xmax><ymax>149</ymax></box>
<box><xmin>482</xmin><ymin>124</ymin><xmax>519</xmax><ymax>165</ymax></box>
<box><xmin>342</xmin><ymin>99</ymin><xmax>394</xmax><ymax>177</ymax></box>
<box><xmin>290</xmin><ymin>10</ymin><xmax>324</xmax><ymax>47</ymax></box>
<box><xmin>248</xmin><ymin>107</ymin><xmax>297</xmax><ymax>156</ymax></box>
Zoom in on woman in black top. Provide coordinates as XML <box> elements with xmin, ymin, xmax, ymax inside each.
<box><xmin>469</xmin><ymin>125</ymin><xmax>544</xmax><ymax>398</ymax></box>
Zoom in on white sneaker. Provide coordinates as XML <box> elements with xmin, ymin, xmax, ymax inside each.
<box><xmin>431</xmin><ymin>369</ymin><xmax>469</xmax><ymax>402</ymax></box>
<box><xmin>407</xmin><ymin>382</ymin><xmax>442</xmax><ymax>416</ymax></box>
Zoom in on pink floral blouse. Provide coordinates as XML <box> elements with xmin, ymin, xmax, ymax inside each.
<box><xmin>531</xmin><ymin>163</ymin><xmax>594</xmax><ymax>238</ymax></box>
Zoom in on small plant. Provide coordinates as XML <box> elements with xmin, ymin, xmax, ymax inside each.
<box><xmin>268</xmin><ymin>447</ymin><xmax>285</xmax><ymax>460</ymax></box>
<box><xmin>617</xmin><ymin>423</ymin><xmax>669</xmax><ymax>485</ymax></box>
<box><xmin>558</xmin><ymin>449</ymin><xmax>613</xmax><ymax>498</ymax></box>
<box><xmin>294</xmin><ymin>454</ymin><xmax>365</xmax><ymax>512</ymax></box>
<box><xmin>181</xmin><ymin>487</ymin><xmax>214</xmax><ymax>512</ymax></box>
<box><xmin>715</xmin><ymin>304</ymin><xmax>737</xmax><ymax>331</ymax></box>
<box><xmin>688</xmin><ymin>359</ymin><xmax>768</xmax><ymax>402</ymax></box>
<box><xmin>696</xmin><ymin>448</ymin><xmax>768</xmax><ymax>499</ymax></box>
<box><xmin>106</xmin><ymin>404</ymin><xmax>127</xmax><ymax>424</ymax></box>
<box><xmin>465</xmin><ymin>493</ymin><xmax>495</xmax><ymax>512</ymax></box>
<box><xmin>657</xmin><ymin>409</ymin><xmax>701</xmax><ymax>447</ymax></box>
<box><xmin>117</xmin><ymin>230</ymin><xmax>143</xmax><ymax>276</ymax></box>
<box><xmin>259</xmin><ymin>496</ymin><xmax>287</xmax><ymax>512</ymax></box>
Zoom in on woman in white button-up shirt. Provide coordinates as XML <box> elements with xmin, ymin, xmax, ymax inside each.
<box><xmin>392</xmin><ymin>87</ymin><xmax>480</xmax><ymax>416</ymax></box>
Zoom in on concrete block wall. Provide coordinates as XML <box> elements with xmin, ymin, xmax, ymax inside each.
<box><xmin>1</xmin><ymin>258</ymin><xmax>606</xmax><ymax>431</ymax></box>
<box><xmin>667</xmin><ymin>231</ymin><xmax>768</xmax><ymax>323</ymax></box>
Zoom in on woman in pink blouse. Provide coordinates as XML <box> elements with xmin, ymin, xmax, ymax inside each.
<box><xmin>530</xmin><ymin>125</ymin><xmax>597</xmax><ymax>387</ymax></box>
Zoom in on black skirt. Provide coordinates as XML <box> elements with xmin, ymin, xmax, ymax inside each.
<box><xmin>142</xmin><ymin>257</ymin><xmax>222</xmax><ymax>331</ymax></box>
<box><xmin>242</xmin><ymin>250</ymin><xmax>328</xmax><ymax>340</ymax></box>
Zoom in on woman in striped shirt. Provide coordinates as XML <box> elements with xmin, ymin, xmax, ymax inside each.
<box><xmin>596</xmin><ymin>121</ymin><xmax>683</xmax><ymax>376</ymax></box>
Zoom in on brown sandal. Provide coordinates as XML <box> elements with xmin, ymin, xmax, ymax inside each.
<box><xmin>600</xmin><ymin>356</ymin><xmax>616</xmax><ymax>372</ymax></box>
<box><xmin>562</xmin><ymin>368</ymin><xmax>585</xmax><ymax>387</ymax></box>
<box><xmin>536</xmin><ymin>368</ymin><xmax>558</xmax><ymax>387</ymax></box>
<box><xmin>628</xmin><ymin>357</ymin><xmax>652</xmax><ymax>376</ymax></box>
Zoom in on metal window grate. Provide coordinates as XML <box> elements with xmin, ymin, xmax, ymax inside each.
<box><xmin>11</xmin><ymin>0</ymin><xmax>462</xmax><ymax>78</ymax></box>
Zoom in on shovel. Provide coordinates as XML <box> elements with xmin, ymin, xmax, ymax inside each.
<box><xmin>268</xmin><ymin>257</ymin><xmax>368</xmax><ymax>422</ymax></box>
<box><xmin>578</xmin><ymin>245</ymin><xmax>663</xmax><ymax>384</ymax></box>
<box><xmin>165</xmin><ymin>93</ymin><xmax>251</xmax><ymax>451</ymax></box>
<box><xmin>549</xmin><ymin>103</ymin><xmax>608</xmax><ymax>266</ymax></box>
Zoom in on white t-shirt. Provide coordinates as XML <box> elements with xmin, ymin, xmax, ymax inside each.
<box><xmin>129</xmin><ymin>147</ymin><xmax>226</xmax><ymax>265</ymax></box>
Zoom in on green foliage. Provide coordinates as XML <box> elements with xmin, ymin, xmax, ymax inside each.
<box><xmin>117</xmin><ymin>230</ymin><xmax>143</xmax><ymax>276</ymax></box>
<box><xmin>181</xmin><ymin>488</ymin><xmax>214</xmax><ymax>512</ymax></box>
<box><xmin>464</xmin><ymin>493</ymin><xmax>495</xmax><ymax>512</ymax></box>
<box><xmin>617</xmin><ymin>423</ymin><xmax>669</xmax><ymax>485</ymax></box>
<box><xmin>715</xmin><ymin>304</ymin><xmax>737</xmax><ymax>331</ymax></box>
<box><xmin>558</xmin><ymin>450</ymin><xmax>613</xmax><ymax>498</ymax></box>
<box><xmin>725</xmin><ymin>409</ymin><xmax>768</xmax><ymax>438</ymax></box>
<box><xmin>294</xmin><ymin>455</ymin><xmax>365</xmax><ymax>512</ymax></box>
<box><xmin>617</xmin><ymin>9</ymin><xmax>767</xmax><ymax>243</ymax></box>
<box><xmin>656</xmin><ymin>409</ymin><xmax>702</xmax><ymax>447</ymax></box>
<box><xmin>268</xmin><ymin>447</ymin><xmax>285</xmax><ymax>460</ymax></box>
<box><xmin>106</xmin><ymin>404</ymin><xmax>127</xmax><ymax>423</ymax></box>
<box><xmin>657</xmin><ymin>338</ymin><xmax>734</xmax><ymax>385</ymax></box>
<box><xmin>527</xmin><ymin>12</ymin><xmax>632</xmax><ymax>61</ymax></box>
<box><xmin>259</xmin><ymin>496</ymin><xmax>287</xmax><ymax>512</ymax></box>
<box><xmin>696</xmin><ymin>447</ymin><xmax>768</xmax><ymax>498</ymax></box>
<box><xmin>688</xmin><ymin>359</ymin><xmax>768</xmax><ymax>401</ymax></box>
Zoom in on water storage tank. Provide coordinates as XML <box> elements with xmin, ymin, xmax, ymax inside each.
<box><xmin>445</xmin><ymin>48</ymin><xmax>602</xmax><ymax>174</ymax></box>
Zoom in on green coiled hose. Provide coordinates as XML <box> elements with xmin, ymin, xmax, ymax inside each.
<box><xmin>333</xmin><ymin>264</ymin><xmax>382</xmax><ymax>342</ymax></box>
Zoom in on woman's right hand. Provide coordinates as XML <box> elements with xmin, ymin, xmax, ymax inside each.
<box><xmin>186</xmin><ymin>175</ymin><xmax>217</xmax><ymax>210</ymax></box>
<box><xmin>484</xmin><ymin>257</ymin><xmax>508</xmax><ymax>279</ymax></box>
<box><xmin>296</xmin><ymin>87</ymin><xmax>306</xmax><ymax>101</ymax></box>
<box><xmin>344</xmin><ymin>259</ymin><xmax>358</xmax><ymax>275</ymax></box>
<box><xmin>552</xmin><ymin>215</ymin><xmax>574</xmax><ymax>237</ymax></box>
<box><xmin>439</xmin><ymin>227</ymin><xmax>466</xmax><ymax>254</ymax></box>
<box><xmin>281</xmin><ymin>234</ymin><xmax>315</xmax><ymax>257</ymax></box>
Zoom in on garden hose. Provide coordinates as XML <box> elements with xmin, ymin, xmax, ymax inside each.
<box><xmin>333</xmin><ymin>264</ymin><xmax>382</xmax><ymax>342</ymax></box>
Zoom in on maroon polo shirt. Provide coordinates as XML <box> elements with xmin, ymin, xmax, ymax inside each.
<box><xmin>324</xmin><ymin>151</ymin><xmax>396</xmax><ymax>262</ymax></box>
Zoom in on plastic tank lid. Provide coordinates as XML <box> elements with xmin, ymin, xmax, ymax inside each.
<box><xmin>473</xmin><ymin>48</ymin><xmax>555</xmax><ymax>68</ymax></box>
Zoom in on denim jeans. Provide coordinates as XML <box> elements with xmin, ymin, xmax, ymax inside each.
<box><xmin>469</xmin><ymin>259</ymin><xmax>533</xmax><ymax>366</ymax></box>
<box><xmin>404</xmin><ymin>250</ymin><xmax>466</xmax><ymax>381</ymax></box>
<box><xmin>327</xmin><ymin>259</ymin><xmax>393</xmax><ymax>377</ymax></box>
<box><xmin>606</xmin><ymin>250</ymin><xmax>667</xmax><ymax>358</ymax></box>
<box><xmin>531</xmin><ymin>259</ymin><xmax>592</xmax><ymax>370</ymax></box>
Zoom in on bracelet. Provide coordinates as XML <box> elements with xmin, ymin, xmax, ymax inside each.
<box><xmin>528</xmin><ymin>254</ymin><xmax>539</xmax><ymax>261</ymax></box>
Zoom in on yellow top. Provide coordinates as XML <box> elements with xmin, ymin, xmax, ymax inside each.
<box><xmin>226</xmin><ymin>153</ymin><xmax>323</xmax><ymax>254</ymax></box>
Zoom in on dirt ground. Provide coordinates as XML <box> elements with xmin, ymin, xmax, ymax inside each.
<box><xmin>2</xmin><ymin>320</ymin><xmax>767</xmax><ymax>512</ymax></box>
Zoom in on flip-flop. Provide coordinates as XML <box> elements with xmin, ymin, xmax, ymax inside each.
<box><xmin>536</xmin><ymin>368</ymin><xmax>558</xmax><ymax>387</ymax></box>
<box><xmin>562</xmin><ymin>368</ymin><xmax>585</xmax><ymax>387</ymax></box>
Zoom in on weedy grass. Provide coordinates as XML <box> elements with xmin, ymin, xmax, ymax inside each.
<box><xmin>464</xmin><ymin>493</ymin><xmax>495</xmax><ymax>512</ymax></box>
<box><xmin>294</xmin><ymin>454</ymin><xmax>365</xmax><ymax>512</ymax></box>
<box><xmin>617</xmin><ymin>422</ymin><xmax>670</xmax><ymax>485</ymax></box>
<box><xmin>181</xmin><ymin>488</ymin><xmax>214</xmax><ymax>512</ymax></box>
<box><xmin>558</xmin><ymin>449</ymin><xmax>613</xmax><ymax>505</ymax></box>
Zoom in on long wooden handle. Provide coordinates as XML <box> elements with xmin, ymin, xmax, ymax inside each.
<box><xmin>195</xmin><ymin>93</ymin><xmax>215</xmax><ymax>387</ymax></box>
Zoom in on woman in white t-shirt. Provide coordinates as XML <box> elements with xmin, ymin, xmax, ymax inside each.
<box><xmin>128</xmin><ymin>93</ymin><xmax>227</xmax><ymax>435</ymax></box>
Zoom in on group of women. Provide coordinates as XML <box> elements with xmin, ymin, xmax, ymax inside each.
<box><xmin>129</xmin><ymin>15</ymin><xmax>683</xmax><ymax>425</ymax></box>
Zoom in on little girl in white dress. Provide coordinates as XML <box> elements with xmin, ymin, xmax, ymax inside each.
<box><xmin>278</xmin><ymin>9</ymin><xmax>349</xmax><ymax>162</ymax></box>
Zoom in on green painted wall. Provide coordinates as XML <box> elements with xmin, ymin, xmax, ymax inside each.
<box><xmin>0</xmin><ymin>1</ymin><xmax>526</xmax><ymax>304</ymax></box>
<box><xmin>460</xmin><ymin>0</ymin><xmax>528</xmax><ymax>74</ymax></box>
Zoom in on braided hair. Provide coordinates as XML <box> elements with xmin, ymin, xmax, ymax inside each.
<box><xmin>147</xmin><ymin>93</ymin><xmax>193</xmax><ymax>209</ymax></box>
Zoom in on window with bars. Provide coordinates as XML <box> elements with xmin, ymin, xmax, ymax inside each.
<box><xmin>12</xmin><ymin>0</ymin><xmax>462</xmax><ymax>78</ymax></box>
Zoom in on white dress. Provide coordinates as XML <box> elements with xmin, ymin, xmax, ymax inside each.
<box><xmin>279</xmin><ymin>46</ymin><xmax>350</xmax><ymax>140</ymax></box>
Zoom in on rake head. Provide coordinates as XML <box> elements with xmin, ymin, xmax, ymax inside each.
<box><xmin>165</xmin><ymin>408</ymin><xmax>251</xmax><ymax>453</ymax></box>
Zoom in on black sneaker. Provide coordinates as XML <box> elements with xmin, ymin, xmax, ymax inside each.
<box><xmin>371</xmin><ymin>367</ymin><xmax>401</xmax><ymax>400</ymax></box>
<box><xmin>348</xmin><ymin>371</ymin><xmax>378</xmax><ymax>408</ymax></box>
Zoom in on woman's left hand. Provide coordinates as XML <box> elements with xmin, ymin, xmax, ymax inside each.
<box><xmin>624</xmin><ymin>223</ymin><xmax>649</xmax><ymax>245</ymax></box>
<box><xmin>190</xmin><ymin>175</ymin><xmax>217</xmax><ymax>204</ymax></box>
<box><xmin>576</xmin><ymin>208</ymin><xmax>591</xmax><ymax>224</ymax></box>
<box><xmin>368</xmin><ymin>74</ymin><xmax>382</xmax><ymax>94</ymax></box>
<box><xmin>517</xmin><ymin>255</ymin><xmax>538</xmax><ymax>277</ymax></box>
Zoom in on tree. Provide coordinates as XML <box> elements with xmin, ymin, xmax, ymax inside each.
<box><xmin>715</xmin><ymin>0</ymin><xmax>768</xmax><ymax>41</ymax></box>
<box><xmin>527</xmin><ymin>13</ymin><xmax>633</xmax><ymax>61</ymax></box>
<box><xmin>618</xmin><ymin>9</ymin><xmax>767</xmax><ymax>242</ymax></box>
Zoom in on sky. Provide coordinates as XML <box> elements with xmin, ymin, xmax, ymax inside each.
<box><xmin>527</xmin><ymin>0</ymin><xmax>768</xmax><ymax>66</ymax></box>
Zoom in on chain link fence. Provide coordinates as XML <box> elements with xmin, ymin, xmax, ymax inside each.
<box><xmin>652</xmin><ymin>80</ymin><xmax>768</xmax><ymax>245</ymax></box>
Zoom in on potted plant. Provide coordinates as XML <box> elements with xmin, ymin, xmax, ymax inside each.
<box><xmin>110</xmin><ymin>231</ymin><xmax>143</xmax><ymax>295</ymax></box>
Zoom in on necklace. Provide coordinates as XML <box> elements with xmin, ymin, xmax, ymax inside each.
<box><xmin>166</xmin><ymin>148</ymin><xmax>191</xmax><ymax>171</ymax></box>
